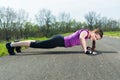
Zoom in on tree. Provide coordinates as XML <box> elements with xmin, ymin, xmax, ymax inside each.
<box><xmin>16</xmin><ymin>9</ymin><xmax>29</xmax><ymax>38</ymax></box>
<box><xmin>85</xmin><ymin>11</ymin><xmax>101</xmax><ymax>30</ymax></box>
<box><xmin>35</xmin><ymin>9</ymin><xmax>55</xmax><ymax>37</ymax></box>
<box><xmin>0</xmin><ymin>7</ymin><xmax>16</xmax><ymax>40</ymax></box>
<box><xmin>58</xmin><ymin>12</ymin><xmax>72</xmax><ymax>32</ymax></box>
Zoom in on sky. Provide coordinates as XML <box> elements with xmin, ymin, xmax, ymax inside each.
<box><xmin>0</xmin><ymin>0</ymin><xmax>120</xmax><ymax>22</ymax></box>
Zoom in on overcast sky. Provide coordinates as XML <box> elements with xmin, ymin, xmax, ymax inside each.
<box><xmin>0</xmin><ymin>0</ymin><xmax>120</xmax><ymax>22</ymax></box>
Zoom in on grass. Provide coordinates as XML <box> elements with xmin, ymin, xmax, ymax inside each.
<box><xmin>25</xmin><ymin>37</ymin><xmax>48</xmax><ymax>41</ymax></box>
<box><xmin>0</xmin><ymin>42</ymin><xmax>8</xmax><ymax>56</ymax></box>
<box><xmin>104</xmin><ymin>31</ymin><xmax>120</xmax><ymax>38</ymax></box>
<box><xmin>0</xmin><ymin>31</ymin><xmax>120</xmax><ymax>56</ymax></box>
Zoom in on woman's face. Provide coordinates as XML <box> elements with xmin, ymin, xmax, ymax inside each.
<box><xmin>90</xmin><ymin>32</ymin><xmax>101</xmax><ymax>40</ymax></box>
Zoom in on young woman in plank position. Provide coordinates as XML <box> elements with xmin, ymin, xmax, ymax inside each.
<box><xmin>6</xmin><ymin>28</ymin><xmax>103</xmax><ymax>55</ymax></box>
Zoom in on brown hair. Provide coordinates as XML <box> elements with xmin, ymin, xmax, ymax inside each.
<box><xmin>93</xmin><ymin>28</ymin><xmax>103</xmax><ymax>38</ymax></box>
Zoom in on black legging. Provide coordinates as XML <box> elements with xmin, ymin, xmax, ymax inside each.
<box><xmin>30</xmin><ymin>35</ymin><xmax>65</xmax><ymax>48</ymax></box>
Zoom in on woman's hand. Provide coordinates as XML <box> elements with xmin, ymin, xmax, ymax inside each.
<box><xmin>92</xmin><ymin>51</ymin><xmax>97</xmax><ymax>55</ymax></box>
<box><xmin>85</xmin><ymin>46</ymin><xmax>93</xmax><ymax>54</ymax></box>
<box><xmin>85</xmin><ymin>46</ymin><xmax>97</xmax><ymax>55</ymax></box>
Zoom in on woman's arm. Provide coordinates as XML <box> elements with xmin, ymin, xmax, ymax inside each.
<box><xmin>80</xmin><ymin>38</ymin><xmax>87</xmax><ymax>53</ymax></box>
<box><xmin>92</xmin><ymin>40</ymin><xmax>96</xmax><ymax>51</ymax></box>
<box><xmin>79</xmin><ymin>31</ymin><xmax>88</xmax><ymax>53</ymax></box>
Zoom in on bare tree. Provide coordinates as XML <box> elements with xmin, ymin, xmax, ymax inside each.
<box><xmin>58</xmin><ymin>12</ymin><xmax>71</xmax><ymax>22</ymax></box>
<box><xmin>0</xmin><ymin>7</ymin><xmax>16</xmax><ymax>41</ymax></box>
<box><xmin>85</xmin><ymin>11</ymin><xmax>101</xmax><ymax>30</ymax></box>
<box><xmin>118</xmin><ymin>19</ymin><xmax>120</xmax><ymax>28</ymax></box>
<box><xmin>35</xmin><ymin>9</ymin><xmax>55</xmax><ymax>37</ymax></box>
<box><xmin>58</xmin><ymin>12</ymin><xmax>71</xmax><ymax>32</ymax></box>
<box><xmin>107</xmin><ymin>19</ymin><xmax>119</xmax><ymax>30</ymax></box>
<box><xmin>16</xmin><ymin>9</ymin><xmax>29</xmax><ymax>38</ymax></box>
<box><xmin>35</xmin><ymin>9</ymin><xmax>55</xmax><ymax>26</ymax></box>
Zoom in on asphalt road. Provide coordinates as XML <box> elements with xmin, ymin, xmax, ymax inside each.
<box><xmin>0</xmin><ymin>36</ymin><xmax>120</xmax><ymax>80</ymax></box>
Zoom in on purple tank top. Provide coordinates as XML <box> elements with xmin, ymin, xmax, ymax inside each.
<box><xmin>64</xmin><ymin>29</ymin><xmax>89</xmax><ymax>47</ymax></box>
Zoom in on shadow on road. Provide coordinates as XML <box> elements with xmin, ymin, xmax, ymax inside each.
<box><xmin>17</xmin><ymin>51</ymin><xmax>84</xmax><ymax>56</ymax></box>
<box><xmin>96</xmin><ymin>50</ymin><xmax>117</xmax><ymax>54</ymax></box>
<box><xmin>15</xmin><ymin>50</ymin><xmax>118</xmax><ymax>56</ymax></box>
<box><xmin>90</xmin><ymin>50</ymin><xmax>118</xmax><ymax>56</ymax></box>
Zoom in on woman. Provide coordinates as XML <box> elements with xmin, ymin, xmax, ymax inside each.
<box><xmin>6</xmin><ymin>28</ymin><xmax>103</xmax><ymax>55</ymax></box>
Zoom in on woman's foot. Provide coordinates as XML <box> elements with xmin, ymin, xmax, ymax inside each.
<box><xmin>15</xmin><ymin>47</ymin><xmax>21</xmax><ymax>53</ymax></box>
<box><xmin>6</xmin><ymin>42</ymin><xmax>16</xmax><ymax>55</ymax></box>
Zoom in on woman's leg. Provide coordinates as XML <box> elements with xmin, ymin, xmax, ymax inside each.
<box><xmin>11</xmin><ymin>40</ymin><xmax>36</xmax><ymax>47</ymax></box>
<box><xmin>10</xmin><ymin>35</ymin><xmax>64</xmax><ymax>48</ymax></box>
<box><xmin>6</xmin><ymin>40</ymin><xmax>36</xmax><ymax>55</ymax></box>
<box><xmin>30</xmin><ymin>35</ymin><xmax>65</xmax><ymax>48</ymax></box>
<box><xmin>6</xmin><ymin>35</ymin><xmax>64</xmax><ymax>55</ymax></box>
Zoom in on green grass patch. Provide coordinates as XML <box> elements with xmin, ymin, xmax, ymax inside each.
<box><xmin>104</xmin><ymin>31</ymin><xmax>120</xmax><ymax>37</ymax></box>
<box><xmin>0</xmin><ymin>42</ymin><xmax>8</xmax><ymax>56</ymax></box>
<box><xmin>61</xmin><ymin>32</ymin><xmax>72</xmax><ymax>36</ymax></box>
<box><xmin>25</xmin><ymin>37</ymin><xmax>48</xmax><ymax>41</ymax></box>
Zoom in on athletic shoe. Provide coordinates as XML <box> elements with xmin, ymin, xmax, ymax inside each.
<box><xmin>6</xmin><ymin>42</ymin><xmax>16</xmax><ymax>55</ymax></box>
<box><xmin>15</xmin><ymin>47</ymin><xmax>21</xmax><ymax>53</ymax></box>
<box><xmin>14</xmin><ymin>40</ymin><xmax>21</xmax><ymax>53</ymax></box>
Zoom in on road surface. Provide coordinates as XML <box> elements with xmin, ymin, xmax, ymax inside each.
<box><xmin>0</xmin><ymin>36</ymin><xmax>120</xmax><ymax>80</ymax></box>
